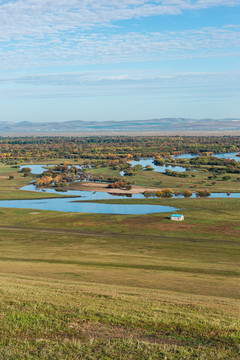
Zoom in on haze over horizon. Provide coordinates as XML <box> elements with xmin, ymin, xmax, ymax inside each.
<box><xmin>0</xmin><ymin>0</ymin><xmax>240</xmax><ymax>123</ymax></box>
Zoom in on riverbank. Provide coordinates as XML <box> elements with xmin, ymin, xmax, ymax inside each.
<box><xmin>68</xmin><ymin>181</ymin><xmax>160</xmax><ymax>194</ymax></box>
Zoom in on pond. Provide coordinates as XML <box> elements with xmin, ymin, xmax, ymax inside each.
<box><xmin>175</xmin><ymin>152</ymin><xmax>240</xmax><ymax>161</ymax></box>
<box><xmin>20</xmin><ymin>164</ymin><xmax>51</xmax><ymax>174</ymax></box>
<box><xmin>20</xmin><ymin>164</ymin><xmax>92</xmax><ymax>174</ymax></box>
<box><xmin>0</xmin><ymin>198</ymin><xmax>177</xmax><ymax>215</ymax></box>
<box><xmin>214</xmin><ymin>152</ymin><xmax>240</xmax><ymax>161</ymax></box>
<box><xmin>0</xmin><ymin>184</ymin><xmax>178</xmax><ymax>214</ymax></box>
<box><xmin>129</xmin><ymin>158</ymin><xmax>189</xmax><ymax>173</ymax></box>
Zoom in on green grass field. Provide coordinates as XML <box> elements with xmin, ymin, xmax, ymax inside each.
<box><xmin>0</xmin><ymin>163</ymin><xmax>239</xmax><ymax>358</ymax></box>
<box><xmin>87</xmin><ymin>166</ymin><xmax>240</xmax><ymax>192</ymax></box>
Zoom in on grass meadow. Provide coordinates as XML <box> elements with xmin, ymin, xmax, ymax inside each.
<box><xmin>87</xmin><ymin>166</ymin><xmax>240</xmax><ymax>193</ymax></box>
<box><xmin>0</xmin><ymin>164</ymin><xmax>239</xmax><ymax>358</ymax></box>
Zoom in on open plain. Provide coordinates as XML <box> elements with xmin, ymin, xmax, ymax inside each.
<box><xmin>0</xmin><ymin>136</ymin><xmax>239</xmax><ymax>359</ymax></box>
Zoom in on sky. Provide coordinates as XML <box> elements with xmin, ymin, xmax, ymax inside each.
<box><xmin>0</xmin><ymin>0</ymin><xmax>240</xmax><ymax>123</ymax></box>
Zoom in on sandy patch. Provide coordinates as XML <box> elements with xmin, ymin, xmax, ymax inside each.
<box><xmin>30</xmin><ymin>212</ymin><xmax>41</xmax><ymax>215</ymax></box>
<box><xmin>69</xmin><ymin>181</ymin><xmax>160</xmax><ymax>195</ymax></box>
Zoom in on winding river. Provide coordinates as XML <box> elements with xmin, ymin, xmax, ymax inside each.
<box><xmin>2</xmin><ymin>152</ymin><xmax>238</xmax><ymax>215</ymax></box>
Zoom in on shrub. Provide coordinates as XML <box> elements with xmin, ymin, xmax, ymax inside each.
<box><xmin>143</xmin><ymin>190</ymin><xmax>154</xmax><ymax>198</ymax></box>
<box><xmin>20</xmin><ymin>167</ymin><xmax>31</xmax><ymax>173</ymax></box>
<box><xmin>222</xmin><ymin>175</ymin><xmax>231</xmax><ymax>181</ymax></box>
<box><xmin>155</xmin><ymin>188</ymin><xmax>174</xmax><ymax>198</ymax></box>
<box><xmin>144</xmin><ymin>165</ymin><xmax>154</xmax><ymax>171</ymax></box>
<box><xmin>195</xmin><ymin>189</ymin><xmax>211</xmax><ymax>197</ymax></box>
<box><xmin>183</xmin><ymin>189</ymin><xmax>192</xmax><ymax>198</ymax></box>
<box><xmin>154</xmin><ymin>157</ymin><xmax>164</xmax><ymax>166</ymax></box>
<box><xmin>107</xmin><ymin>181</ymin><xmax>127</xmax><ymax>189</ymax></box>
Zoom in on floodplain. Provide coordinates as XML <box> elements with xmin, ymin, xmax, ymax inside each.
<box><xmin>0</xmin><ymin>136</ymin><xmax>239</xmax><ymax>359</ymax></box>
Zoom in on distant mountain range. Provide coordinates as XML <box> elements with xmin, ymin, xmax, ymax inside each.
<box><xmin>0</xmin><ymin>118</ymin><xmax>240</xmax><ymax>134</ymax></box>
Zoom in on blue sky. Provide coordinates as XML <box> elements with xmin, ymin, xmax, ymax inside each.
<box><xmin>0</xmin><ymin>0</ymin><xmax>240</xmax><ymax>123</ymax></box>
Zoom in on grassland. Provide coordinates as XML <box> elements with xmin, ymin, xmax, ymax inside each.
<box><xmin>87</xmin><ymin>166</ymin><xmax>240</xmax><ymax>192</ymax></box>
<box><xmin>0</xmin><ymin>163</ymin><xmax>239</xmax><ymax>358</ymax></box>
<box><xmin>2</xmin><ymin>158</ymin><xmax>240</xmax><ymax>199</ymax></box>
<box><xmin>0</xmin><ymin>200</ymin><xmax>239</xmax><ymax>358</ymax></box>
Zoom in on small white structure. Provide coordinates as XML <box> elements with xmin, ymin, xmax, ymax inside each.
<box><xmin>170</xmin><ymin>214</ymin><xmax>184</xmax><ymax>221</ymax></box>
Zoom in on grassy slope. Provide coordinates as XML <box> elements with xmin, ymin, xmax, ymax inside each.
<box><xmin>0</xmin><ymin>202</ymin><xmax>239</xmax><ymax>358</ymax></box>
<box><xmin>0</xmin><ymin>274</ymin><xmax>238</xmax><ymax>359</ymax></box>
<box><xmin>0</xmin><ymin>163</ymin><xmax>239</xmax><ymax>358</ymax></box>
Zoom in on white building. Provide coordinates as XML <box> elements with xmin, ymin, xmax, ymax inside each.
<box><xmin>170</xmin><ymin>214</ymin><xmax>184</xmax><ymax>221</ymax></box>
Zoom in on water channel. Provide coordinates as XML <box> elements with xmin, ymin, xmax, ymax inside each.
<box><xmin>174</xmin><ymin>151</ymin><xmax>240</xmax><ymax>161</ymax></box>
<box><xmin>20</xmin><ymin>151</ymin><xmax>240</xmax><ymax>176</ymax></box>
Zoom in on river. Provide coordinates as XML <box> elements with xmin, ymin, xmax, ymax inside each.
<box><xmin>8</xmin><ymin>152</ymin><xmax>239</xmax><ymax>214</ymax></box>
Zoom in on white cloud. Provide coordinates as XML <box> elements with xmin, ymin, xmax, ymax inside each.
<box><xmin>0</xmin><ymin>26</ymin><xmax>239</xmax><ymax>69</ymax></box>
<box><xmin>0</xmin><ymin>0</ymin><xmax>239</xmax><ymax>40</ymax></box>
<box><xmin>0</xmin><ymin>0</ymin><xmax>239</xmax><ymax>110</ymax></box>
<box><xmin>1</xmin><ymin>69</ymin><xmax>239</xmax><ymax>93</ymax></box>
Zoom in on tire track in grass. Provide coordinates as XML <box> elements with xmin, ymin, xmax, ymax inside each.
<box><xmin>0</xmin><ymin>225</ymin><xmax>240</xmax><ymax>246</ymax></box>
